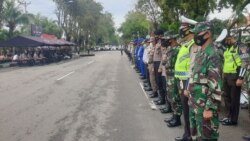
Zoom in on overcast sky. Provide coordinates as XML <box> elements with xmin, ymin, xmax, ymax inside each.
<box><xmin>26</xmin><ymin>0</ymin><xmax>250</xmax><ymax>28</ymax></box>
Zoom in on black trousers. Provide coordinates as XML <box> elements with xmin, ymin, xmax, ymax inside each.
<box><xmin>153</xmin><ymin>61</ymin><xmax>165</xmax><ymax>100</ymax></box>
<box><xmin>177</xmin><ymin>79</ymin><xmax>190</xmax><ymax>138</ymax></box>
<box><xmin>223</xmin><ymin>73</ymin><xmax>242</xmax><ymax>123</ymax></box>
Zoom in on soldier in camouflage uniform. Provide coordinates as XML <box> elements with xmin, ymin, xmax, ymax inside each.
<box><xmin>161</xmin><ymin>32</ymin><xmax>182</xmax><ymax>120</ymax></box>
<box><xmin>240</xmin><ymin>42</ymin><xmax>250</xmax><ymax>140</ymax></box>
<box><xmin>187</xmin><ymin>22</ymin><xmax>223</xmax><ymax>141</ymax></box>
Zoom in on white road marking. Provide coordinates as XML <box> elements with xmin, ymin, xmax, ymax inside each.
<box><xmin>57</xmin><ymin>71</ymin><xmax>75</xmax><ymax>81</ymax></box>
<box><xmin>139</xmin><ymin>82</ymin><xmax>157</xmax><ymax>110</ymax></box>
<box><xmin>87</xmin><ymin>60</ymin><xmax>95</xmax><ymax>65</ymax></box>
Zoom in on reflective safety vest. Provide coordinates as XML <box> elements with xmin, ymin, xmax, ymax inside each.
<box><xmin>223</xmin><ymin>46</ymin><xmax>242</xmax><ymax>73</ymax></box>
<box><xmin>175</xmin><ymin>39</ymin><xmax>194</xmax><ymax>79</ymax></box>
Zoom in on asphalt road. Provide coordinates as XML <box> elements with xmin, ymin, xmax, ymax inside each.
<box><xmin>0</xmin><ymin>51</ymin><xmax>249</xmax><ymax>141</ymax></box>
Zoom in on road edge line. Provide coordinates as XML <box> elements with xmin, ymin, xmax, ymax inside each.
<box><xmin>139</xmin><ymin>82</ymin><xmax>157</xmax><ymax>110</ymax></box>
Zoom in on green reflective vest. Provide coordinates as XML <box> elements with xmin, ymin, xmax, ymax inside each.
<box><xmin>223</xmin><ymin>46</ymin><xmax>242</xmax><ymax>73</ymax></box>
<box><xmin>175</xmin><ymin>39</ymin><xmax>194</xmax><ymax>79</ymax></box>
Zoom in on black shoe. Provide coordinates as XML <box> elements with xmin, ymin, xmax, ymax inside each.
<box><xmin>144</xmin><ymin>87</ymin><xmax>152</xmax><ymax>91</ymax></box>
<box><xmin>243</xmin><ymin>135</ymin><xmax>250</xmax><ymax>141</ymax></box>
<box><xmin>143</xmin><ymin>79</ymin><xmax>148</xmax><ymax>83</ymax></box>
<box><xmin>149</xmin><ymin>93</ymin><xmax>157</xmax><ymax>98</ymax></box>
<box><xmin>140</xmin><ymin>76</ymin><xmax>146</xmax><ymax>80</ymax></box>
<box><xmin>175</xmin><ymin>136</ymin><xmax>192</xmax><ymax>141</ymax></box>
<box><xmin>222</xmin><ymin>119</ymin><xmax>237</xmax><ymax>126</ymax></box>
<box><xmin>164</xmin><ymin>115</ymin><xmax>174</xmax><ymax>123</ymax></box>
<box><xmin>160</xmin><ymin>107</ymin><xmax>172</xmax><ymax>113</ymax></box>
<box><xmin>143</xmin><ymin>83</ymin><xmax>149</xmax><ymax>87</ymax></box>
<box><xmin>219</xmin><ymin>117</ymin><xmax>229</xmax><ymax>122</ymax></box>
<box><xmin>167</xmin><ymin>115</ymin><xmax>181</xmax><ymax>127</ymax></box>
<box><xmin>154</xmin><ymin>100</ymin><xmax>165</xmax><ymax>105</ymax></box>
<box><xmin>153</xmin><ymin>99</ymin><xmax>160</xmax><ymax>102</ymax></box>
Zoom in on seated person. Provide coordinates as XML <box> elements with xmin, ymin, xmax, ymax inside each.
<box><xmin>0</xmin><ymin>55</ymin><xmax>5</xmax><ymax>62</ymax></box>
<box><xmin>19</xmin><ymin>53</ymin><xmax>28</xmax><ymax>65</ymax></box>
<box><xmin>10</xmin><ymin>54</ymin><xmax>19</xmax><ymax>66</ymax></box>
<box><xmin>27</xmin><ymin>52</ymin><xmax>34</xmax><ymax>66</ymax></box>
<box><xmin>38</xmin><ymin>52</ymin><xmax>47</xmax><ymax>64</ymax></box>
<box><xmin>12</xmin><ymin>54</ymin><xmax>19</xmax><ymax>62</ymax></box>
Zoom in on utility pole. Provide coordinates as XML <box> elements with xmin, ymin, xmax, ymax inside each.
<box><xmin>18</xmin><ymin>0</ymin><xmax>31</xmax><ymax>13</ymax></box>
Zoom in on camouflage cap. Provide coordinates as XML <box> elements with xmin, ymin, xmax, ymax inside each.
<box><xmin>190</xmin><ymin>21</ymin><xmax>213</xmax><ymax>34</ymax></box>
<box><xmin>162</xmin><ymin>31</ymin><xmax>178</xmax><ymax>40</ymax></box>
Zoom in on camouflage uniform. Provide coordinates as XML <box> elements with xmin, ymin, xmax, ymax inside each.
<box><xmin>188</xmin><ymin>44</ymin><xmax>223</xmax><ymax>140</ymax></box>
<box><xmin>163</xmin><ymin>46</ymin><xmax>182</xmax><ymax>115</ymax></box>
<box><xmin>240</xmin><ymin>45</ymin><xmax>250</xmax><ymax>115</ymax></box>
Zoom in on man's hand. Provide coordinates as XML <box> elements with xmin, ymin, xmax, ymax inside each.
<box><xmin>203</xmin><ymin>110</ymin><xmax>213</xmax><ymax>120</ymax></box>
<box><xmin>236</xmin><ymin>79</ymin><xmax>244</xmax><ymax>87</ymax></box>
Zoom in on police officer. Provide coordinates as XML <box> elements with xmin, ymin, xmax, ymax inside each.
<box><xmin>187</xmin><ymin>21</ymin><xmax>223</xmax><ymax>141</ymax></box>
<box><xmin>173</xmin><ymin>16</ymin><xmax>197</xmax><ymax>141</ymax></box>
<box><xmin>138</xmin><ymin>38</ymin><xmax>146</xmax><ymax>79</ymax></box>
<box><xmin>142</xmin><ymin>36</ymin><xmax>151</xmax><ymax>89</ymax></box>
<box><xmin>152</xmin><ymin>30</ymin><xmax>166</xmax><ymax>104</ymax></box>
<box><xmin>220</xmin><ymin>34</ymin><xmax>243</xmax><ymax>126</ymax></box>
<box><xmin>148</xmin><ymin>36</ymin><xmax>159</xmax><ymax>97</ymax></box>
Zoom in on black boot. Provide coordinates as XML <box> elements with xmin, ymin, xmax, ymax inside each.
<box><xmin>175</xmin><ymin>136</ymin><xmax>192</xmax><ymax>141</ymax></box>
<box><xmin>167</xmin><ymin>115</ymin><xmax>181</xmax><ymax>127</ymax></box>
<box><xmin>159</xmin><ymin>105</ymin><xmax>172</xmax><ymax>113</ymax></box>
<box><xmin>164</xmin><ymin>115</ymin><xmax>174</xmax><ymax>123</ymax></box>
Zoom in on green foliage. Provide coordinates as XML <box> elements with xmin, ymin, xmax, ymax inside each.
<box><xmin>154</xmin><ymin>0</ymin><xmax>217</xmax><ymax>22</ymax></box>
<box><xmin>2</xmin><ymin>0</ymin><xmax>31</xmax><ymax>38</ymax></box>
<box><xmin>135</xmin><ymin>0</ymin><xmax>161</xmax><ymax>30</ymax></box>
<box><xmin>118</xmin><ymin>11</ymin><xmax>150</xmax><ymax>43</ymax></box>
<box><xmin>210</xmin><ymin>18</ymin><xmax>226</xmax><ymax>37</ymax></box>
<box><xmin>0</xmin><ymin>0</ymin><xmax>4</xmax><ymax>27</ymax></box>
<box><xmin>0</xmin><ymin>29</ymin><xmax>9</xmax><ymax>41</ymax></box>
<box><xmin>53</xmin><ymin>0</ymin><xmax>117</xmax><ymax>48</ymax></box>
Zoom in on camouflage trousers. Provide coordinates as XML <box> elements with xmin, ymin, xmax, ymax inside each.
<box><xmin>189</xmin><ymin>107</ymin><xmax>219</xmax><ymax>141</ymax></box>
<box><xmin>243</xmin><ymin>69</ymin><xmax>250</xmax><ymax>116</ymax></box>
<box><xmin>189</xmin><ymin>84</ymin><xmax>219</xmax><ymax>140</ymax></box>
<box><xmin>166</xmin><ymin>75</ymin><xmax>182</xmax><ymax>116</ymax></box>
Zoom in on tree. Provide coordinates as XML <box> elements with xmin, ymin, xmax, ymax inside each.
<box><xmin>153</xmin><ymin>0</ymin><xmax>217</xmax><ymax>22</ymax></box>
<box><xmin>0</xmin><ymin>0</ymin><xmax>5</xmax><ymax>27</ymax></box>
<box><xmin>22</xmin><ymin>14</ymin><xmax>63</xmax><ymax>38</ymax></box>
<box><xmin>135</xmin><ymin>0</ymin><xmax>161</xmax><ymax>30</ymax></box>
<box><xmin>2</xmin><ymin>0</ymin><xmax>31</xmax><ymax>38</ymax></box>
<box><xmin>53</xmin><ymin>0</ymin><xmax>118</xmax><ymax>49</ymax></box>
<box><xmin>118</xmin><ymin>11</ymin><xmax>150</xmax><ymax>43</ymax></box>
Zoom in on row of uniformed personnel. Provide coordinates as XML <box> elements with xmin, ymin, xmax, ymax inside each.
<box><xmin>125</xmin><ymin>16</ymin><xmax>250</xmax><ymax>141</ymax></box>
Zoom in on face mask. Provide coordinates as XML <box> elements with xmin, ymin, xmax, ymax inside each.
<box><xmin>179</xmin><ymin>28</ymin><xmax>190</xmax><ymax>38</ymax></box>
<box><xmin>161</xmin><ymin>39</ymin><xmax>169</xmax><ymax>48</ymax></box>
<box><xmin>194</xmin><ymin>32</ymin><xmax>208</xmax><ymax>46</ymax></box>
